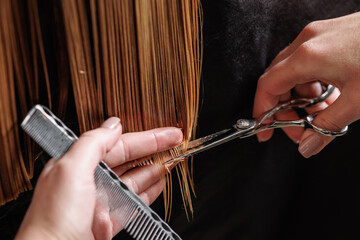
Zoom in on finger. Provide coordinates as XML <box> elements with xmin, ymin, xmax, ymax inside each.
<box><xmin>112</xmin><ymin>156</ymin><xmax>153</xmax><ymax>176</ymax></box>
<box><xmin>276</xmin><ymin>82</ymin><xmax>325</xmax><ymax>143</ymax></box>
<box><xmin>104</xmin><ymin>127</ymin><xmax>183</xmax><ymax>168</ymax></box>
<box><xmin>298</xmin><ymin>129</ymin><xmax>334</xmax><ymax>158</ymax></box>
<box><xmin>258</xmin><ymin>84</ymin><xmax>337</xmax><ymax>144</ymax></box>
<box><xmin>293</xmin><ymin>82</ymin><xmax>340</xmax><ymax>113</ymax></box>
<box><xmin>92</xmin><ymin>202</ymin><xmax>112</xmax><ymax>240</ymax></box>
<box><xmin>252</xmin><ymin>89</ymin><xmax>278</xmax><ymax>142</ymax></box>
<box><xmin>252</xmin><ymin>85</ymin><xmax>293</xmax><ymax>142</ymax></box>
<box><xmin>253</xmin><ymin>45</ymin><xmax>332</xmax><ymax>141</ymax></box>
<box><xmin>110</xmin><ymin>179</ymin><xmax>165</xmax><ymax>236</ymax></box>
<box><xmin>305</xmin><ymin>87</ymin><xmax>340</xmax><ymax>115</ymax></box>
<box><xmin>265</xmin><ymin>21</ymin><xmax>323</xmax><ymax>72</ymax></box>
<box><xmin>293</xmin><ymin>81</ymin><xmax>323</xmax><ymax>98</ymax></box>
<box><xmin>120</xmin><ymin>164</ymin><xmax>164</xmax><ymax>195</ymax></box>
<box><xmin>279</xmin><ymin>85</ymin><xmax>340</xmax><ymax>145</ymax></box>
<box><xmin>258</xmin><ymin>59</ymin><xmax>318</xmax><ymax>99</ymax></box>
<box><xmin>275</xmin><ymin>93</ymin><xmax>304</xmax><ymax>143</ymax></box>
<box><xmin>298</xmin><ymin>88</ymin><xmax>357</xmax><ymax>158</ymax></box>
<box><xmin>258</xmin><ymin>37</ymin><xmax>345</xmax><ymax>100</ymax></box>
<box><xmin>39</xmin><ymin>158</ymin><xmax>57</xmax><ymax>178</ymax></box>
<box><xmin>138</xmin><ymin>180</ymin><xmax>163</xmax><ymax>205</ymax></box>
<box><xmin>275</xmin><ymin>109</ymin><xmax>304</xmax><ymax>143</ymax></box>
<box><xmin>61</xmin><ymin>117</ymin><xmax>122</xmax><ymax>173</ymax></box>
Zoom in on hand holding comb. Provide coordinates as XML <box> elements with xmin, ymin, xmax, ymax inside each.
<box><xmin>21</xmin><ymin>105</ymin><xmax>181</xmax><ymax>240</ymax></box>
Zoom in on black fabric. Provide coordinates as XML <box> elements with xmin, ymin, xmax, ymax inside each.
<box><xmin>161</xmin><ymin>1</ymin><xmax>360</xmax><ymax>240</ymax></box>
<box><xmin>1</xmin><ymin>1</ymin><xmax>360</xmax><ymax>239</ymax></box>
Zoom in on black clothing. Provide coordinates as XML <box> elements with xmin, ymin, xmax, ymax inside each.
<box><xmin>162</xmin><ymin>1</ymin><xmax>360</xmax><ymax>240</ymax></box>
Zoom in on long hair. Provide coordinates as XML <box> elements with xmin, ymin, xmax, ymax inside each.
<box><xmin>0</xmin><ymin>0</ymin><xmax>51</xmax><ymax>205</ymax></box>
<box><xmin>0</xmin><ymin>0</ymin><xmax>202</xmax><ymax>219</ymax></box>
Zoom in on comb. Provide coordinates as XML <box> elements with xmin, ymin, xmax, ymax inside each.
<box><xmin>21</xmin><ymin>105</ymin><xmax>181</xmax><ymax>240</ymax></box>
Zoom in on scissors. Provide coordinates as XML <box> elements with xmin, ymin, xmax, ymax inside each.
<box><xmin>163</xmin><ymin>85</ymin><xmax>348</xmax><ymax>165</ymax></box>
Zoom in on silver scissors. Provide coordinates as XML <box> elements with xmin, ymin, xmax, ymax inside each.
<box><xmin>163</xmin><ymin>85</ymin><xmax>348</xmax><ymax>165</ymax></box>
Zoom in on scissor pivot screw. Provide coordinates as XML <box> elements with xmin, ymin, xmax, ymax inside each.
<box><xmin>236</xmin><ymin>119</ymin><xmax>255</xmax><ymax>129</ymax></box>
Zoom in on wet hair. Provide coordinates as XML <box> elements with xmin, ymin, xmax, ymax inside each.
<box><xmin>0</xmin><ymin>0</ymin><xmax>202</xmax><ymax>219</ymax></box>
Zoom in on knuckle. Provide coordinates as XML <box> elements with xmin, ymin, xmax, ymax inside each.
<box><xmin>80</xmin><ymin>130</ymin><xmax>107</xmax><ymax>156</ymax></box>
<box><xmin>140</xmin><ymin>191</ymin><xmax>151</xmax><ymax>205</ymax></box>
<box><xmin>150</xmin><ymin>132</ymin><xmax>161</xmax><ymax>152</ymax></box>
<box><xmin>124</xmin><ymin>177</ymin><xmax>139</xmax><ymax>193</ymax></box>
<box><xmin>302</xmin><ymin>20</ymin><xmax>324</xmax><ymax>37</ymax></box>
<box><xmin>295</xmin><ymin>42</ymin><xmax>316</xmax><ymax>58</ymax></box>
<box><xmin>117</xmin><ymin>138</ymin><xmax>130</xmax><ymax>161</ymax></box>
<box><xmin>258</xmin><ymin>74</ymin><xmax>266</xmax><ymax>84</ymax></box>
<box><xmin>51</xmin><ymin>162</ymin><xmax>71</xmax><ymax>180</ymax></box>
<box><xmin>257</xmin><ymin>74</ymin><xmax>270</xmax><ymax>91</ymax></box>
<box><xmin>80</xmin><ymin>129</ymin><xmax>96</xmax><ymax>138</ymax></box>
<box><xmin>277</xmin><ymin>45</ymin><xmax>289</xmax><ymax>56</ymax></box>
<box><xmin>316</xmin><ymin>117</ymin><xmax>343</xmax><ymax>131</ymax></box>
<box><xmin>291</xmin><ymin>42</ymin><xmax>319</xmax><ymax>75</ymax></box>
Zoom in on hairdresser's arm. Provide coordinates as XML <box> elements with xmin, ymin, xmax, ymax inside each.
<box><xmin>253</xmin><ymin>12</ymin><xmax>360</xmax><ymax>158</ymax></box>
<box><xmin>15</xmin><ymin>117</ymin><xmax>182</xmax><ymax>240</ymax></box>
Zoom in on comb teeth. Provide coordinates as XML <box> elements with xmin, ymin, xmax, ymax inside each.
<box><xmin>21</xmin><ymin>105</ymin><xmax>181</xmax><ymax>240</ymax></box>
<box><xmin>126</xmin><ymin>209</ymin><xmax>169</xmax><ymax>240</ymax></box>
<box><xmin>96</xmin><ymin>160</ymin><xmax>181</xmax><ymax>240</ymax></box>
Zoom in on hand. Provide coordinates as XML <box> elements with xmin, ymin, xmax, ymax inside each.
<box><xmin>253</xmin><ymin>12</ymin><xmax>360</xmax><ymax>158</ymax></box>
<box><xmin>15</xmin><ymin>117</ymin><xmax>183</xmax><ymax>240</ymax></box>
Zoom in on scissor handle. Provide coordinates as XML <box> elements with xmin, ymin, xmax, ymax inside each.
<box><xmin>255</xmin><ymin>112</ymin><xmax>348</xmax><ymax>137</ymax></box>
<box><xmin>254</xmin><ymin>84</ymin><xmax>348</xmax><ymax>137</ymax></box>
<box><xmin>256</xmin><ymin>85</ymin><xmax>335</xmax><ymax>126</ymax></box>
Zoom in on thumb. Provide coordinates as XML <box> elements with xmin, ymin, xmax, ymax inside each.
<box><xmin>61</xmin><ymin>117</ymin><xmax>122</xmax><ymax>172</ymax></box>
<box><xmin>298</xmin><ymin>91</ymin><xmax>355</xmax><ymax>158</ymax></box>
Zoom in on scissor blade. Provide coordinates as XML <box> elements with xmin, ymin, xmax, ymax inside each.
<box><xmin>187</xmin><ymin>128</ymin><xmax>232</xmax><ymax>149</ymax></box>
<box><xmin>163</xmin><ymin>126</ymin><xmax>253</xmax><ymax>165</ymax></box>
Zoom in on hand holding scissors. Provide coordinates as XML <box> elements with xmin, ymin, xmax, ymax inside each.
<box><xmin>164</xmin><ymin>85</ymin><xmax>348</xmax><ymax>164</ymax></box>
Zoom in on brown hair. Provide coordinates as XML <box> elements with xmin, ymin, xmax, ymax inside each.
<box><xmin>0</xmin><ymin>0</ymin><xmax>51</xmax><ymax>205</ymax></box>
<box><xmin>0</xmin><ymin>0</ymin><xmax>202</xmax><ymax>219</ymax></box>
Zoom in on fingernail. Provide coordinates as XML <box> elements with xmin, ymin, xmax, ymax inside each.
<box><xmin>102</xmin><ymin>117</ymin><xmax>120</xmax><ymax>129</ymax></box>
<box><xmin>298</xmin><ymin>134</ymin><xmax>323</xmax><ymax>158</ymax></box>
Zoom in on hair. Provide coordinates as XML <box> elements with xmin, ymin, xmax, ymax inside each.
<box><xmin>0</xmin><ymin>0</ymin><xmax>51</xmax><ymax>205</ymax></box>
<box><xmin>0</xmin><ymin>0</ymin><xmax>202</xmax><ymax>220</ymax></box>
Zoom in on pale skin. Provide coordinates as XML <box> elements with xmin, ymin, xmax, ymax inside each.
<box><xmin>253</xmin><ymin>12</ymin><xmax>360</xmax><ymax>158</ymax></box>
<box><xmin>15</xmin><ymin>117</ymin><xmax>183</xmax><ymax>240</ymax></box>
